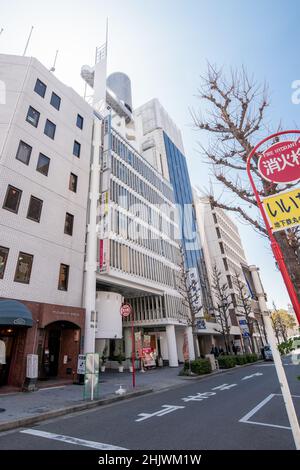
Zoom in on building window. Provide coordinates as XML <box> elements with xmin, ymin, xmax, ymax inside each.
<box><xmin>58</xmin><ymin>263</ymin><xmax>69</xmax><ymax>291</ymax></box>
<box><xmin>69</xmin><ymin>173</ymin><xmax>78</xmax><ymax>193</ymax></box>
<box><xmin>16</xmin><ymin>140</ymin><xmax>32</xmax><ymax>165</ymax></box>
<box><xmin>227</xmin><ymin>275</ymin><xmax>233</xmax><ymax>288</ymax></box>
<box><xmin>213</xmin><ymin>213</ymin><xmax>218</xmax><ymax>224</ymax></box>
<box><xmin>34</xmin><ymin>79</ymin><xmax>47</xmax><ymax>98</ymax></box>
<box><xmin>0</xmin><ymin>246</ymin><xmax>9</xmax><ymax>279</ymax></box>
<box><xmin>50</xmin><ymin>92</ymin><xmax>61</xmax><ymax>110</ymax></box>
<box><xmin>27</xmin><ymin>196</ymin><xmax>43</xmax><ymax>223</ymax></box>
<box><xmin>64</xmin><ymin>212</ymin><xmax>74</xmax><ymax>236</ymax></box>
<box><xmin>76</xmin><ymin>114</ymin><xmax>84</xmax><ymax>129</ymax></box>
<box><xmin>223</xmin><ymin>258</ymin><xmax>229</xmax><ymax>271</ymax></box>
<box><xmin>36</xmin><ymin>153</ymin><xmax>50</xmax><ymax>176</ymax></box>
<box><xmin>14</xmin><ymin>252</ymin><xmax>33</xmax><ymax>284</ymax></box>
<box><xmin>219</xmin><ymin>242</ymin><xmax>225</xmax><ymax>254</ymax></box>
<box><xmin>44</xmin><ymin>119</ymin><xmax>56</xmax><ymax>139</ymax></box>
<box><xmin>26</xmin><ymin>106</ymin><xmax>40</xmax><ymax>127</ymax></box>
<box><xmin>73</xmin><ymin>140</ymin><xmax>81</xmax><ymax>158</ymax></box>
<box><xmin>3</xmin><ymin>185</ymin><xmax>22</xmax><ymax>213</ymax></box>
<box><xmin>216</xmin><ymin>227</ymin><xmax>221</xmax><ymax>239</ymax></box>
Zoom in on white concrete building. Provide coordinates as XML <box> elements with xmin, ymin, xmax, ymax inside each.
<box><xmin>194</xmin><ymin>193</ymin><xmax>255</xmax><ymax>353</ymax></box>
<box><xmin>0</xmin><ymin>54</ymin><xmax>93</xmax><ymax>386</ymax></box>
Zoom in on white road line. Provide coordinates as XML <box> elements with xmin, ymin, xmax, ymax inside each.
<box><xmin>38</xmin><ymin>386</ymin><xmax>66</xmax><ymax>391</ymax></box>
<box><xmin>239</xmin><ymin>394</ymin><xmax>300</xmax><ymax>431</ymax></box>
<box><xmin>243</xmin><ymin>420</ymin><xmax>291</xmax><ymax>430</ymax></box>
<box><xmin>239</xmin><ymin>394</ymin><xmax>275</xmax><ymax>423</ymax></box>
<box><xmin>20</xmin><ymin>429</ymin><xmax>127</xmax><ymax>450</ymax></box>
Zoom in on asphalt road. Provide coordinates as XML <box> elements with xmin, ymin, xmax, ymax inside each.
<box><xmin>0</xmin><ymin>359</ymin><xmax>299</xmax><ymax>450</ymax></box>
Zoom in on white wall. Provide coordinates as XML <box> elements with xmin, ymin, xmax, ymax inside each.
<box><xmin>0</xmin><ymin>54</ymin><xmax>93</xmax><ymax>307</ymax></box>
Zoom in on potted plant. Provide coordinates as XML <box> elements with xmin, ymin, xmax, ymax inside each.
<box><xmin>127</xmin><ymin>357</ymin><xmax>133</xmax><ymax>373</ymax></box>
<box><xmin>100</xmin><ymin>345</ymin><xmax>108</xmax><ymax>372</ymax></box>
<box><xmin>117</xmin><ymin>353</ymin><xmax>125</xmax><ymax>372</ymax></box>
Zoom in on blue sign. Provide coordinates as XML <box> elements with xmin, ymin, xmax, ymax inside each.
<box><xmin>196</xmin><ymin>319</ymin><xmax>206</xmax><ymax>330</ymax></box>
<box><xmin>242</xmin><ymin>331</ymin><xmax>250</xmax><ymax>337</ymax></box>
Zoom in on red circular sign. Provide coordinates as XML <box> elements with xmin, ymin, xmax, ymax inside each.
<box><xmin>120</xmin><ymin>303</ymin><xmax>132</xmax><ymax>317</ymax></box>
<box><xmin>258</xmin><ymin>139</ymin><xmax>300</xmax><ymax>184</ymax></box>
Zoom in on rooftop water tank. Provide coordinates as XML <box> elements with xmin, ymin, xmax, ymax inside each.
<box><xmin>107</xmin><ymin>72</ymin><xmax>132</xmax><ymax>113</ymax></box>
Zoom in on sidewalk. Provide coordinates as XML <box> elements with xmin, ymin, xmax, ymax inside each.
<box><xmin>0</xmin><ymin>362</ymin><xmax>261</xmax><ymax>432</ymax></box>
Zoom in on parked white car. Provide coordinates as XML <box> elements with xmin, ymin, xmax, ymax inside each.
<box><xmin>291</xmin><ymin>348</ymin><xmax>300</xmax><ymax>365</ymax></box>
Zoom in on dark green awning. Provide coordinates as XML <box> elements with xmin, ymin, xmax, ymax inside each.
<box><xmin>0</xmin><ymin>300</ymin><xmax>33</xmax><ymax>326</ymax></box>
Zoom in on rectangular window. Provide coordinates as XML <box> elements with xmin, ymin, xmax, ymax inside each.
<box><xmin>44</xmin><ymin>119</ymin><xmax>56</xmax><ymax>139</ymax></box>
<box><xmin>223</xmin><ymin>258</ymin><xmax>229</xmax><ymax>270</ymax></box>
<box><xmin>58</xmin><ymin>263</ymin><xmax>69</xmax><ymax>291</ymax></box>
<box><xmin>26</xmin><ymin>106</ymin><xmax>40</xmax><ymax>127</ymax></box>
<box><xmin>227</xmin><ymin>275</ymin><xmax>233</xmax><ymax>289</ymax></box>
<box><xmin>64</xmin><ymin>212</ymin><xmax>74</xmax><ymax>236</ymax></box>
<box><xmin>27</xmin><ymin>196</ymin><xmax>43</xmax><ymax>223</ymax></box>
<box><xmin>36</xmin><ymin>153</ymin><xmax>50</xmax><ymax>176</ymax></box>
<box><xmin>76</xmin><ymin>114</ymin><xmax>84</xmax><ymax>129</ymax></box>
<box><xmin>3</xmin><ymin>185</ymin><xmax>22</xmax><ymax>213</ymax></box>
<box><xmin>34</xmin><ymin>79</ymin><xmax>47</xmax><ymax>98</ymax></box>
<box><xmin>14</xmin><ymin>252</ymin><xmax>33</xmax><ymax>284</ymax></box>
<box><xmin>73</xmin><ymin>140</ymin><xmax>81</xmax><ymax>158</ymax></box>
<box><xmin>50</xmin><ymin>92</ymin><xmax>61</xmax><ymax>110</ymax></box>
<box><xmin>69</xmin><ymin>173</ymin><xmax>78</xmax><ymax>193</ymax></box>
<box><xmin>216</xmin><ymin>227</ymin><xmax>221</xmax><ymax>239</ymax></box>
<box><xmin>213</xmin><ymin>213</ymin><xmax>218</xmax><ymax>224</ymax></box>
<box><xmin>0</xmin><ymin>246</ymin><xmax>9</xmax><ymax>279</ymax></box>
<box><xmin>16</xmin><ymin>140</ymin><xmax>32</xmax><ymax>165</ymax></box>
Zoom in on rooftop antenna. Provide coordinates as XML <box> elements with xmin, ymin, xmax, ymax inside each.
<box><xmin>50</xmin><ymin>49</ymin><xmax>59</xmax><ymax>72</ymax></box>
<box><xmin>0</xmin><ymin>28</ymin><xmax>4</xmax><ymax>36</ymax></box>
<box><xmin>23</xmin><ymin>25</ymin><xmax>34</xmax><ymax>56</ymax></box>
<box><xmin>106</xmin><ymin>17</ymin><xmax>108</xmax><ymax>55</ymax></box>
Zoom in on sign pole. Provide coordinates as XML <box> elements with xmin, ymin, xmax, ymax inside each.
<box><xmin>250</xmin><ymin>266</ymin><xmax>300</xmax><ymax>450</ymax></box>
<box><xmin>131</xmin><ymin>308</ymin><xmax>136</xmax><ymax>388</ymax></box>
<box><xmin>246</xmin><ymin>130</ymin><xmax>300</xmax><ymax>324</ymax></box>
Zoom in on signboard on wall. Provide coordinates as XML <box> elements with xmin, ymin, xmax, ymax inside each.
<box><xmin>262</xmin><ymin>187</ymin><xmax>300</xmax><ymax>232</ymax></box>
<box><xmin>98</xmin><ymin>239</ymin><xmax>109</xmax><ymax>272</ymax></box>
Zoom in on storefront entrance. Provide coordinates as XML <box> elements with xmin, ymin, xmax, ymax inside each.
<box><xmin>41</xmin><ymin>321</ymin><xmax>81</xmax><ymax>379</ymax></box>
<box><xmin>0</xmin><ymin>327</ymin><xmax>16</xmax><ymax>386</ymax></box>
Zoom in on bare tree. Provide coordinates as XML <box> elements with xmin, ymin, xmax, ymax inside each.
<box><xmin>233</xmin><ymin>271</ymin><xmax>256</xmax><ymax>353</ymax></box>
<box><xmin>211</xmin><ymin>265</ymin><xmax>232</xmax><ymax>354</ymax></box>
<box><xmin>192</xmin><ymin>64</ymin><xmax>300</xmax><ymax>301</ymax></box>
<box><xmin>177</xmin><ymin>246</ymin><xmax>203</xmax><ymax>357</ymax></box>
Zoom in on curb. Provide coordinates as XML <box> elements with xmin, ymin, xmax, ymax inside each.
<box><xmin>0</xmin><ymin>387</ymin><xmax>153</xmax><ymax>433</ymax></box>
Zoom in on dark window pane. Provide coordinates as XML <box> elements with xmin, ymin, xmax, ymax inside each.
<box><xmin>0</xmin><ymin>246</ymin><xmax>9</xmax><ymax>279</ymax></box>
<box><xmin>50</xmin><ymin>92</ymin><xmax>61</xmax><ymax>110</ymax></box>
<box><xmin>14</xmin><ymin>252</ymin><xmax>33</xmax><ymax>284</ymax></box>
<box><xmin>34</xmin><ymin>79</ymin><xmax>47</xmax><ymax>98</ymax></box>
<box><xmin>16</xmin><ymin>140</ymin><xmax>32</xmax><ymax>165</ymax></box>
<box><xmin>44</xmin><ymin>119</ymin><xmax>56</xmax><ymax>139</ymax></box>
<box><xmin>76</xmin><ymin>114</ymin><xmax>83</xmax><ymax>129</ymax></box>
<box><xmin>27</xmin><ymin>196</ymin><xmax>43</xmax><ymax>222</ymax></box>
<box><xmin>3</xmin><ymin>185</ymin><xmax>22</xmax><ymax>213</ymax></box>
<box><xmin>73</xmin><ymin>140</ymin><xmax>81</xmax><ymax>158</ymax></box>
<box><xmin>64</xmin><ymin>212</ymin><xmax>74</xmax><ymax>236</ymax></box>
<box><xmin>69</xmin><ymin>173</ymin><xmax>78</xmax><ymax>192</ymax></box>
<box><xmin>36</xmin><ymin>153</ymin><xmax>50</xmax><ymax>176</ymax></box>
<box><xmin>26</xmin><ymin>106</ymin><xmax>40</xmax><ymax>127</ymax></box>
<box><xmin>58</xmin><ymin>263</ymin><xmax>69</xmax><ymax>291</ymax></box>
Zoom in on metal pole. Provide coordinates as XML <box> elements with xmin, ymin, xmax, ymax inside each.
<box><xmin>246</xmin><ymin>130</ymin><xmax>300</xmax><ymax>324</ymax></box>
<box><xmin>23</xmin><ymin>26</ymin><xmax>34</xmax><ymax>56</ymax></box>
<box><xmin>249</xmin><ymin>265</ymin><xmax>300</xmax><ymax>450</ymax></box>
<box><xmin>131</xmin><ymin>309</ymin><xmax>136</xmax><ymax>388</ymax></box>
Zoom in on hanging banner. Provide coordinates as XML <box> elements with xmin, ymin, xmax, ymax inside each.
<box><xmin>262</xmin><ymin>187</ymin><xmax>300</xmax><ymax>232</ymax></box>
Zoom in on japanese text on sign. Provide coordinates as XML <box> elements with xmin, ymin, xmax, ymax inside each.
<box><xmin>262</xmin><ymin>187</ymin><xmax>300</xmax><ymax>231</ymax></box>
<box><xmin>258</xmin><ymin>139</ymin><xmax>300</xmax><ymax>183</ymax></box>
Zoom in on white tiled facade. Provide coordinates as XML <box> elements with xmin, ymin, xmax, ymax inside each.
<box><xmin>0</xmin><ymin>54</ymin><xmax>93</xmax><ymax>307</ymax></box>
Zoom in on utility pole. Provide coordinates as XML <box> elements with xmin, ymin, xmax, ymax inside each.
<box><xmin>249</xmin><ymin>265</ymin><xmax>300</xmax><ymax>450</ymax></box>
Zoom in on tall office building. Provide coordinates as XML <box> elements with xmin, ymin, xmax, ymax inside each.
<box><xmin>194</xmin><ymin>193</ymin><xmax>264</xmax><ymax>353</ymax></box>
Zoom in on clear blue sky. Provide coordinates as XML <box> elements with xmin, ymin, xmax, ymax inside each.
<box><xmin>1</xmin><ymin>0</ymin><xmax>299</xmax><ymax>309</ymax></box>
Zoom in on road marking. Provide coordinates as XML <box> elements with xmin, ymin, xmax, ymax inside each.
<box><xmin>20</xmin><ymin>429</ymin><xmax>127</xmax><ymax>450</ymax></box>
<box><xmin>38</xmin><ymin>386</ymin><xmax>66</xmax><ymax>391</ymax></box>
<box><xmin>182</xmin><ymin>392</ymin><xmax>216</xmax><ymax>402</ymax></box>
<box><xmin>239</xmin><ymin>394</ymin><xmax>300</xmax><ymax>431</ymax></box>
<box><xmin>135</xmin><ymin>405</ymin><xmax>185</xmax><ymax>422</ymax></box>
<box><xmin>211</xmin><ymin>384</ymin><xmax>237</xmax><ymax>391</ymax></box>
<box><xmin>239</xmin><ymin>394</ymin><xmax>275</xmax><ymax>423</ymax></box>
<box><xmin>242</xmin><ymin>372</ymin><xmax>263</xmax><ymax>380</ymax></box>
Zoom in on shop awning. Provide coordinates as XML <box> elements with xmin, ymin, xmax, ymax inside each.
<box><xmin>0</xmin><ymin>300</ymin><xmax>33</xmax><ymax>326</ymax></box>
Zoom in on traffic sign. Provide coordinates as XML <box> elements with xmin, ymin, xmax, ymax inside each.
<box><xmin>120</xmin><ymin>303</ymin><xmax>132</xmax><ymax>317</ymax></box>
<box><xmin>262</xmin><ymin>187</ymin><xmax>300</xmax><ymax>232</ymax></box>
<box><xmin>258</xmin><ymin>139</ymin><xmax>300</xmax><ymax>184</ymax></box>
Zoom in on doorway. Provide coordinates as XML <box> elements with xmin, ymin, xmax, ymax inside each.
<box><xmin>0</xmin><ymin>327</ymin><xmax>16</xmax><ymax>386</ymax></box>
